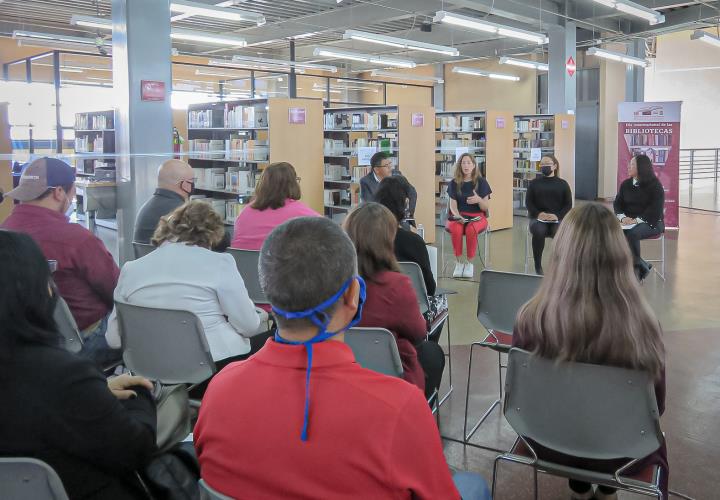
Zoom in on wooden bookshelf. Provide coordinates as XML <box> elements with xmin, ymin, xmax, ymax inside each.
<box><xmin>0</xmin><ymin>103</ymin><xmax>11</xmax><ymax>224</ymax></box>
<box><xmin>486</xmin><ymin>110</ymin><xmax>514</xmax><ymax>231</ymax></box>
<box><xmin>512</xmin><ymin>114</ymin><xmax>575</xmax><ymax>217</ymax></box>
<box><xmin>74</xmin><ymin>110</ymin><xmax>117</xmax><ymax>220</ymax></box>
<box><xmin>322</xmin><ymin>104</ymin><xmax>436</xmax><ymax>243</ymax></box>
<box><xmin>187</xmin><ymin>98</ymin><xmax>323</xmax><ymax>225</ymax></box>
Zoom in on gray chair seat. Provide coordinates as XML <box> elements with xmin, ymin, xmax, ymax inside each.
<box><xmin>0</xmin><ymin>457</ymin><xmax>69</xmax><ymax>500</ymax></box>
<box><xmin>225</xmin><ymin>248</ymin><xmax>269</xmax><ymax>305</ymax></box>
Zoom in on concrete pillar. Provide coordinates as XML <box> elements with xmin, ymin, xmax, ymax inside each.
<box><xmin>625</xmin><ymin>39</ymin><xmax>645</xmax><ymax>102</ymax></box>
<box><xmin>434</xmin><ymin>63</ymin><xmax>444</xmax><ymax>111</ymax></box>
<box><xmin>548</xmin><ymin>22</ymin><xmax>577</xmax><ymax>114</ymax></box>
<box><xmin>112</xmin><ymin>0</ymin><xmax>173</xmax><ymax>263</ymax></box>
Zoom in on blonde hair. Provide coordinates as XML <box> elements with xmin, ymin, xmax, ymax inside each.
<box><xmin>453</xmin><ymin>153</ymin><xmax>479</xmax><ymax>197</ymax></box>
<box><xmin>151</xmin><ymin>200</ymin><xmax>225</xmax><ymax>249</ymax></box>
<box><xmin>514</xmin><ymin>202</ymin><xmax>665</xmax><ymax>379</ymax></box>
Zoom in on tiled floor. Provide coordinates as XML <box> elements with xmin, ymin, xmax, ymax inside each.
<box><xmin>433</xmin><ymin>208</ymin><xmax>720</xmax><ymax>499</ymax></box>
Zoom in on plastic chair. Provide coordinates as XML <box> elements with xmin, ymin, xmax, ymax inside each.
<box><xmin>0</xmin><ymin>457</ymin><xmax>69</xmax><ymax>500</ymax></box>
<box><xmin>493</xmin><ymin>348</ymin><xmax>664</xmax><ymax>500</ymax></box>
<box><xmin>225</xmin><ymin>248</ymin><xmax>269</xmax><ymax>304</ymax></box>
<box><xmin>644</xmin><ymin>233</ymin><xmax>666</xmax><ymax>281</ymax></box>
<box><xmin>53</xmin><ymin>295</ymin><xmax>83</xmax><ymax>354</ymax></box>
<box><xmin>345</xmin><ymin>327</ymin><xmax>403</xmax><ymax>378</ymax></box>
<box><xmin>199</xmin><ymin>478</ymin><xmax>234</xmax><ymax>500</ymax></box>
<box><xmin>132</xmin><ymin>241</ymin><xmax>156</xmax><ymax>259</ymax></box>
<box><xmin>463</xmin><ymin>270</ymin><xmax>543</xmax><ymax>449</ymax></box>
<box><xmin>115</xmin><ymin>301</ymin><xmax>216</xmax><ymax>385</ymax></box>
<box><xmin>398</xmin><ymin>261</ymin><xmax>455</xmax><ymax>406</ymax></box>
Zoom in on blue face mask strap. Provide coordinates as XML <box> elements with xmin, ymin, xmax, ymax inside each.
<box><xmin>272</xmin><ymin>276</ymin><xmax>366</xmax><ymax>441</ymax></box>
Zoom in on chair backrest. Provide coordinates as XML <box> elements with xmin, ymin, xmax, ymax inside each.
<box><xmin>504</xmin><ymin>348</ymin><xmax>662</xmax><ymax>461</ymax></box>
<box><xmin>53</xmin><ymin>296</ymin><xmax>83</xmax><ymax>354</ymax></box>
<box><xmin>199</xmin><ymin>479</ymin><xmax>234</xmax><ymax>500</ymax></box>
<box><xmin>398</xmin><ymin>261</ymin><xmax>431</xmax><ymax>315</ymax></box>
<box><xmin>346</xmin><ymin>328</ymin><xmax>403</xmax><ymax>378</ymax></box>
<box><xmin>0</xmin><ymin>457</ymin><xmax>69</xmax><ymax>500</ymax></box>
<box><xmin>132</xmin><ymin>241</ymin><xmax>156</xmax><ymax>259</ymax></box>
<box><xmin>476</xmin><ymin>270</ymin><xmax>542</xmax><ymax>333</ymax></box>
<box><xmin>115</xmin><ymin>301</ymin><xmax>215</xmax><ymax>385</ymax></box>
<box><xmin>225</xmin><ymin>248</ymin><xmax>269</xmax><ymax>304</ymax></box>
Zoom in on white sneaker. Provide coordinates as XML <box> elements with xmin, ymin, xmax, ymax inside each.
<box><xmin>452</xmin><ymin>262</ymin><xmax>465</xmax><ymax>278</ymax></box>
<box><xmin>463</xmin><ymin>262</ymin><xmax>474</xmax><ymax>279</ymax></box>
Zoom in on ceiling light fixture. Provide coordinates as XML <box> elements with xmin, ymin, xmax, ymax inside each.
<box><xmin>589</xmin><ymin>0</ymin><xmax>665</xmax><ymax>25</ymax></box>
<box><xmin>209</xmin><ymin>58</ymin><xmax>306</xmax><ymax>73</ymax></box>
<box><xmin>70</xmin><ymin>14</ymin><xmax>112</xmax><ymax>30</ymax></box>
<box><xmin>499</xmin><ymin>56</ymin><xmax>549</xmax><ymax>71</ymax></box>
<box><xmin>170</xmin><ymin>28</ymin><xmax>246</xmax><ymax>46</ymax></box>
<box><xmin>451</xmin><ymin>66</ymin><xmax>520</xmax><ymax>81</ymax></box>
<box><xmin>370</xmin><ymin>69</ymin><xmax>444</xmax><ymax>83</ymax></box>
<box><xmin>587</xmin><ymin>47</ymin><xmax>648</xmax><ymax>67</ymax></box>
<box><xmin>313</xmin><ymin>47</ymin><xmax>416</xmax><ymax>68</ymax></box>
<box><xmin>232</xmin><ymin>54</ymin><xmax>338</xmax><ymax>72</ymax></box>
<box><xmin>13</xmin><ymin>30</ymin><xmax>111</xmax><ymax>47</ymax></box>
<box><xmin>433</xmin><ymin>11</ymin><xmax>548</xmax><ymax>45</ymax></box>
<box><xmin>343</xmin><ymin>30</ymin><xmax>459</xmax><ymax>56</ymax></box>
<box><xmin>169</xmin><ymin>0</ymin><xmax>265</xmax><ymax>25</ymax></box>
<box><xmin>691</xmin><ymin>29</ymin><xmax>720</xmax><ymax>48</ymax></box>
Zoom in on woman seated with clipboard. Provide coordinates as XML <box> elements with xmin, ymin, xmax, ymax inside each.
<box><xmin>526</xmin><ymin>154</ymin><xmax>573</xmax><ymax>275</ymax></box>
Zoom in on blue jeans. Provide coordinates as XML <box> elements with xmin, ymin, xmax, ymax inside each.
<box><xmin>452</xmin><ymin>471</ymin><xmax>491</xmax><ymax>500</ymax></box>
<box><xmin>79</xmin><ymin>316</ymin><xmax>123</xmax><ymax>369</ymax></box>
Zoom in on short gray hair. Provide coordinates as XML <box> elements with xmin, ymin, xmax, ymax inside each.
<box><xmin>259</xmin><ymin>217</ymin><xmax>357</xmax><ymax>330</ymax></box>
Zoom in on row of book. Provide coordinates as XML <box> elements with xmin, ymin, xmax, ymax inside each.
<box><xmin>437</xmin><ymin>115</ymin><xmax>485</xmax><ymax>132</ymax></box>
<box><xmin>515</xmin><ymin>119</ymin><xmax>553</xmax><ymax>133</ymax></box>
<box><xmin>190</xmin><ymin>196</ymin><xmax>248</xmax><ymax>222</ymax></box>
<box><xmin>224</xmin><ymin>105</ymin><xmax>268</xmax><ymax>129</ymax></box>
<box><xmin>76</xmin><ymin>114</ymin><xmax>112</xmax><ymax>130</ymax></box>
<box><xmin>192</xmin><ymin>167</ymin><xmax>260</xmax><ymax>194</ymax></box>
<box><xmin>514</xmin><ymin>139</ymin><xmax>553</xmax><ymax>148</ymax></box>
<box><xmin>513</xmin><ymin>159</ymin><xmax>543</xmax><ymax>174</ymax></box>
<box><xmin>324</xmin><ymin>164</ymin><xmax>347</xmax><ymax>181</ymax></box>
<box><xmin>188</xmin><ymin>139</ymin><xmax>269</xmax><ymax>161</ymax></box>
<box><xmin>437</xmin><ymin>138</ymin><xmax>485</xmax><ymax>150</ymax></box>
<box><xmin>324</xmin><ymin>188</ymin><xmax>358</xmax><ymax>207</ymax></box>
<box><xmin>75</xmin><ymin>136</ymin><xmax>104</xmax><ymax>153</ymax></box>
<box><xmin>324</xmin><ymin>112</ymin><xmax>397</xmax><ymax>130</ymax></box>
<box><xmin>624</xmin><ymin>133</ymin><xmax>671</xmax><ymax>147</ymax></box>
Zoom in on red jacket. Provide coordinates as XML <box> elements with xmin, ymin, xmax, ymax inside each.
<box><xmin>358</xmin><ymin>270</ymin><xmax>427</xmax><ymax>391</ymax></box>
<box><xmin>194</xmin><ymin>339</ymin><xmax>459</xmax><ymax>499</ymax></box>
<box><xmin>2</xmin><ymin>204</ymin><xmax>119</xmax><ymax>330</ymax></box>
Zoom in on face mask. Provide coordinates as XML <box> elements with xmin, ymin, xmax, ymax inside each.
<box><xmin>180</xmin><ymin>180</ymin><xmax>195</xmax><ymax>196</ymax></box>
<box><xmin>541</xmin><ymin>165</ymin><xmax>553</xmax><ymax>177</ymax></box>
<box><xmin>62</xmin><ymin>191</ymin><xmax>74</xmax><ymax>218</ymax></box>
<box><xmin>272</xmin><ymin>276</ymin><xmax>367</xmax><ymax>441</ymax></box>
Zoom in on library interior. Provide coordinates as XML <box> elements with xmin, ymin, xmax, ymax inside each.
<box><xmin>1</xmin><ymin>1</ymin><xmax>719</xmax><ymax>499</ymax></box>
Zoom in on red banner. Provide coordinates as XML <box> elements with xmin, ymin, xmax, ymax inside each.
<box><xmin>617</xmin><ymin>101</ymin><xmax>681</xmax><ymax>228</ymax></box>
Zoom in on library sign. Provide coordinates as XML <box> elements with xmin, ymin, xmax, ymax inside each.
<box><xmin>617</xmin><ymin>101</ymin><xmax>682</xmax><ymax>228</ymax></box>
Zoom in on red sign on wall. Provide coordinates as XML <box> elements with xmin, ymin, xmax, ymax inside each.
<box><xmin>566</xmin><ymin>56</ymin><xmax>576</xmax><ymax>77</ymax></box>
<box><xmin>141</xmin><ymin>80</ymin><xmax>166</xmax><ymax>101</ymax></box>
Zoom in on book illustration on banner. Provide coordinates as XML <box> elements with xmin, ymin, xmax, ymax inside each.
<box><xmin>623</xmin><ymin>132</ymin><xmax>671</xmax><ymax>166</ymax></box>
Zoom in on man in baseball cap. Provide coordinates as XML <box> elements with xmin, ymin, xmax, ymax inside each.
<box><xmin>2</xmin><ymin>157</ymin><xmax>121</xmax><ymax>367</ymax></box>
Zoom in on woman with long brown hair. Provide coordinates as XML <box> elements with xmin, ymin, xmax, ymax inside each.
<box><xmin>345</xmin><ymin>203</ymin><xmax>445</xmax><ymax>398</ymax></box>
<box><xmin>232</xmin><ymin>162</ymin><xmax>319</xmax><ymax>250</ymax></box>
<box><xmin>513</xmin><ymin>202</ymin><xmax>667</xmax><ymax>500</ymax></box>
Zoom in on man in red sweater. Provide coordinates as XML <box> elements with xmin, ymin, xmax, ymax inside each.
<box><xmin>2</xmin><ymin>158</ymin><xmax>120</xmax><ymax>365</ymax></box>
<box><xmin>194</xmin><ymin>217</ymin><xmax>461</xmax><ymax>499</ymax></box>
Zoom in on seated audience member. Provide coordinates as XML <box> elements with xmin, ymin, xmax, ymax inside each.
<box><xmin>513</xmin><ymin>202</ymin><xmax>668</xmax><ymax>500</ymax></box>
<box><xmin>360</xmin><ymin>151</ymin><xmax>417</xmax><ymax>215</ymax></box>
<box><xmin>446</xmin><ymin>153</ymin><xmax>491</xmax><ymax>279</ymax></box>
<box><xmin>2</xmin><ymin>157</ymin><xmax>120</xmax><ymax>365</ymax></box>
<box><xmin>375</xmin><ymin>175</ymin><xmax>436</xmax><ymax>295</ymax></box>
<box><xmin>0</xmin><ymin>230</ymin><xmax>156</xmax><ymax>500</ymax></box>
<box><xmin>231</xmin><ymin>162</ymin><xmax>319</xmax><ymax>250</ymax></box>
<box><xmin>195</xmin><ymin>217</ymin><xmax>460</xmax><ymax>499</ymax></box>
<box><xmin>345</xmin><ymin>203</ymin><xmax>445</xmax><ymax>398</ymax></box>
<box><xmin>107</xmin><ymin>201</ymin><xmax>267</xmax><ymax>376</ymax></box>
<box><xmin>133</xmin><ymin>159</ymin><xmax>195</xmax><ymax>244</ymax></box>
<box><xmin>614</xmin><ymin>154</ymin><xmax>665</xmax><ymax>281</ymax></box>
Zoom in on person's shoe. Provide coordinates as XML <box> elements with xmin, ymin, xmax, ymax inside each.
<box><xmin>453</xmin><ymin>262</ymin><xmax>465</xmax><ymax>278</ymax></box>
<box><xmin>593</xmin><ymin>487</ymin><xmax>618</xmax><ymax>500</ymax></box>
<box><xmin>463</xmin><ymin>262</ymin><xmax>474</xmax><ymax>279</ymax></box>
<box><xmin>637</xmin><ymin>260</ymin><xmax>653</xmax><ymax>282</ymax></box>
<box><xmin>535</xmin><ymin>265</ymin><xmax>544</xmax><ymax>276</ymax></box>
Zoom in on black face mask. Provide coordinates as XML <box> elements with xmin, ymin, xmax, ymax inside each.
<box><xmin>540</xmin><ymin>165</ymin><xmax>553</xmax><ymax>177</ymax></box>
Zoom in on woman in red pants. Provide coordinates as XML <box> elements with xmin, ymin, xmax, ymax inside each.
<box><xmin>446</xmin><ymin>153</ymin><xmax>491</xmax><ymax>278</ymax></box>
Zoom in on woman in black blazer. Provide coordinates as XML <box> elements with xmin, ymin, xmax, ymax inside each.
<box><xmin>613</xmin><ymin>154</ymin><xmax>665</xmax><ymax>280</ymax></box>
<box><xmin>0</xmin><ymin>230</ymin><xmax>157</xmax><ymax>500</ymax></box>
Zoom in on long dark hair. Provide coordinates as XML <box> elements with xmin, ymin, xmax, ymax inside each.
<box><xmin>343</xmin><ymin>203</ymin><xmax>400</xmax><ymax>282</ymax></box>
<box><xmin>0</xmin><ymin>230</ymin><xmax>60</xmax><ymax>356</ymax></box>
<box><xmin>375</xmin><ymin>176</ymin><xmax>410</xmax><ymax>223</ymax></box>
<box><xmin>252</xmin><ymin>162</ymin><xmax>302</xmax><ymax>211</ymax></box>
<box><xmin>635</xmin><ymin>154</ymin><xmax>658</xmax><ymax>185</ymax></box>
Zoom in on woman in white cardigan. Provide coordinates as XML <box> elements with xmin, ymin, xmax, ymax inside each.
<box><xmin>106</xmin><ymin>201</ymin><xmax>268</xmax><ymax>372</ymax></box>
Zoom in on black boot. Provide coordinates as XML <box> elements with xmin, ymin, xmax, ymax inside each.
<box><xmin>534</xmin><ymin>265</ymin><xmax>543</xmax><ymax>276</ymax></box>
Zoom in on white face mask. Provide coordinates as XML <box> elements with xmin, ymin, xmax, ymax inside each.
<box><xmin>62</xmin><ymin>190</ymin><xmax>74</xmax><ymax>218</ymax></box>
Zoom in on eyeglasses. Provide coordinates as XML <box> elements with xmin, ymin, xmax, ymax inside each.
<box><xmin>380</xmin><ymin>162</ymin><xmax>392</xmax><ymax>169</ymax></box>
<box><xmin>296</xmin><ymin>176</ymin><xmax>302</xmax><ymax>182</ymax></box>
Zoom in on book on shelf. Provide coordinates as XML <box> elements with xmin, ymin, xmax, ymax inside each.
<box><xmin>189</xmin><ymin>109</ymin><xmax>214</xmax><ymax>128</ymax></box>
<box><xmin>515</xmin><ymin>118</ymin><xmax>554</xmax><ymax>133</ymax></box>
<box><xmin>351</xmin><ymin>166</ymin><xmax>371</xmax><ymax>183</ymax></box>
<box><xmin>324</xmin><ymin>189</ymin><xmax>352</xmax><ymax>207</ymax></box>
<box><xmin>324</xmin><ymin>164</ymin><xmax>346</xmax><ymax>181</ymax></box>
<box><xmin>324</xmin><ymin>139</ymin><xmax>346</xmax><ymax>155</ymax></box>
<box><xmin>514</xmin><ymin>138</ymin><xmax>553</xmax><ymax>148</ymax></box>
<box><xmin>325</xmin><ymin>111</ymin><xmax>396</xmax><ymax>130</ymax></box>
<box><xmin>438</xmin><ymin>115</ymin><xmax>485</xmax><ymax>132</ymax></box>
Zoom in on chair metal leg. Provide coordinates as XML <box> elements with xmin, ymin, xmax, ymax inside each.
<box><xmin>668</xmin><ymin>489</ymin><xmax>695</xmax><ymax>500</ymax></box>
<box><xmin>437</xmin><ymin>313</ymin><xmax>453</xmax><ymax>406</ymax></box>
<box><xmin>524</xmin><ymin>228</ymin><xmax>531</xmax><ymax>274</ymax></box>
<box><xmin>491</xmin><ymin>454</ymin><xmax>503</xmax><ymax>499</ymax></box>
<box><xmin>484</xmin><ymin>228</ymin><xmax>491</xmax><ymax>269</ymax></box>
<box><xmin>533</xmin><ymin>467</ymin><xmax>539</xmax><ymax>500</ymax></box>
<box><xmin>463</xmin><ymin>343</ymin><xmax>503</xmax><ymax>444</ymax></box>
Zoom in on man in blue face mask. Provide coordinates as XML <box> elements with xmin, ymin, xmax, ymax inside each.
<box><xmin>194</xmin><ymin>216</ymin><xmax>461</xmax><ymax>499</ymax></box>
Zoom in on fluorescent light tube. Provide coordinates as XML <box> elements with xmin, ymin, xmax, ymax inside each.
<box><xmin>232</xmin><ymin>54</ymin><xmax>338</xmax><ymax>72</ymax></box>
<box><xmin>451</xmin><ymin>66</ymin><xmax>520</xmax><ymax>81</ymax></box>
<box><xmin>368</xmin><ymin>56</ymin><xmax>416</xmax><ymax>68</ymax></box>
<box><xmin>370</xmin><ymin>69</ymin><xmax>444</xmax><ymax>83</ymax></box>
<box><xmin>170</xmin><ymin>0</ymin><xmax>265</xmax><ymax>25</ymax></box>
<box><xmin>590</xmin><ymin>0</ymin><xmax>617</xmax><ymax>7</ymax></box>
<box><xmin>70</xmin><ymin>14</ymin><xmax>112</xmax><ymax>30</ymax></box>
<box><xmin>499</xmin><ymin>56</ymin><xmax>549</xmax><ymax>71</ymax></box>
<box><xmin>171</xmin><ymin>29</ymin><xmax>246</xmax><ymax>46</ymax></box>
<box><xmin>13</xmin><ymin>30</ymin><xmax>110</xmax><ymax>47</ymax></box>
<box><xmin>314</xmin><ymin>47</ymin><xmax>416</xmax><ymax>68</ymax></box>
<box><xmin>691</xmin><ymin>30</ymin><xmax>720</xmax><ymax>48</ymax></box>
<box><xmin>587</xmin><ymin>47</ymin><xmax>648</xmax><ymax>66</ymax></box>
<box><xmin>343</xmin><ymin>30</ymin><xmax>459</xmax><ymax>56</ymax></box>
<box><xmin>434</xmin><ymin>11</ymin><xmax>548</xmax><ymax>44</ymax></box>
<box><xmin>615</xmin><ymin>1</ymin><xmax>664</xmax><ymax>25</ymax></box>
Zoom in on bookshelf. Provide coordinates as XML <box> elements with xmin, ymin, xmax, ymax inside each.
<box><xmin>512</xmin><ymin>113</ymin><xmax>575</xmax><ymax>217</ymax></box>
<box><xmin>322</xmin><ymin>104</ymin><xmax>436</xmax><ymax>243</ymax></box>
<box><xmin>0</xmin><ymin>103</ymin><xmax>11</xmax><ymax>224</ymax></box>
<box><xmin>188</xmin><ymin>98</ymin><xmax>323</xmax><ymax>225</ymax></box>
<box><xmin>74</xmin><ymin>110</ymin><xmax>117</xmax><ymax>220</ymax></box>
